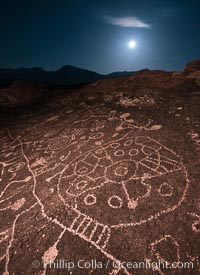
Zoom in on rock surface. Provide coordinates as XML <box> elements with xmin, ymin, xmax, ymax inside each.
<box><xmin>0</xmin><ymin>80</ymin><xmax>42</xmax><ymax>107</ymax></box>
<box><xmin>0</xmin><ymin>60</ymin><xmax>200</xmax><ymax>274</ymax></box>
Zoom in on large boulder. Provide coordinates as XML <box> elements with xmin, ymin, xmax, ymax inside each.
<box><xmin>184</xmin><ymin>59</ymin><xmax>200</xmax><ymax>73</ymax></box>
<box><xmin>0</xmin><ymin>80</ymin><xmax>42</xmax><ymax>107</ymax></box>
<box><xmin>83</xmin><ymin>68</ymin><xmax>189</xmax><ymax>99</ymax></box>
<box><xmin>125</xmin><ymin>69</ymin><xmax>186</xmax><ymax>88</ymax></box>
<box><xmin>185</xmin><ymin>59</ymin><xmax>200</xmax><ymax>86</ymax></box>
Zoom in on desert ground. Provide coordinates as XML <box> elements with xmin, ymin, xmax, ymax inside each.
<box><xmin>0</xmin><ymin>67</ymin><xmax>200</xmax><ymax>274</ymax></box>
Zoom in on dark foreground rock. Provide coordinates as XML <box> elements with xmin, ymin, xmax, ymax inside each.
<box><xmin>0</xmin><ymin>80</ymin><xmax>43</xmax><ymax>107</ymax></box>
<box><xmin>0</xmin><ymin>61</ymin><xmax>200</xmax><ymax>275</ymax></box>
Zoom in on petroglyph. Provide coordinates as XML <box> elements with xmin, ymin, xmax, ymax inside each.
<box><xmin>0</xmin><ymin>97</ymin><xmax>199</xmax><ymax>275</ymax></box>
<box><xmin>187</xmin><ymin>131</ymin><xmax>200</xmax><ymax>150</ymax></box>
<box><xmin>118</xmin><ymin>95</ymin><xmax>155</xmax><ymax>108</ymax></box>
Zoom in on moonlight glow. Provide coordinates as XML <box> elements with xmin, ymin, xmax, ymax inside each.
<box><xmin>128</xmin><ymin>40</ymin><xmax>137</xmax><ymax>49</ymax></box>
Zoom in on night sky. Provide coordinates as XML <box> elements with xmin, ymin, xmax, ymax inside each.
<box><xmin>0</xmin><ymin>0</ymin><xmax>200</xmax><ymax>74</ymax></box>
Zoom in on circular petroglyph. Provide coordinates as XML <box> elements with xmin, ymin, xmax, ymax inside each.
<box><xmin>158</xmin><ymin>183</ymin><xmax>173</xmax><ymax>197</ymax></box>
<box><xmin>89</xmin><ymin>132</ymin><xmax>104</xmax><ymax>140</ymax></box>
<box><xmin>114</xmin><ymin>150</ymin><xmax>125</xmax><ymax>157</ymax></box>
<box><xmin>108</xmin><ymin>196</ymin><xmax>123</xmax><ymax>209</ymax></box>
<box><xmin>105</xmin><ymin>160</ymin><xmax>136</xmax><ymax>183</ymax></box>
<box><xmin>110</xmin><ymin>143</ymin><xmax>120</xmax><ymax>149</ymax></box>
<box><xmin>114</xmin><ymin>166</ymin><xmax>128</xmax><ymax>176</ymax></box>
<box><xmin>84</xmin><ymin>194</ymin><xmax>97</xmax><ymax>206</ymax></box>
<box><xmin>129</xmin><ymin>149</ymin><xmax>139</xmax><ymax>156</ymax></box>
<box><xmin>124</xmin><ymin>139</ymin><xmax>133</xmax><ymax>146</ymax></box>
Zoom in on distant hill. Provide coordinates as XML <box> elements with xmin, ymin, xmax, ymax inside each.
<box><xmin>0</xmin><ymin>65</ymin><xmax>134</xmax><ymax>87</ymax></box>
<box><xmin>106</xmin><ymin>71</ymin><xmax>135</xmax><ymax>78</ymax></box>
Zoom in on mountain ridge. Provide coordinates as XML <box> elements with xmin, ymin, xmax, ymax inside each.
<box><xmin>0</xmin><ymin>65</ymin><xmax>134</xmax><ymax>87</ymax></box>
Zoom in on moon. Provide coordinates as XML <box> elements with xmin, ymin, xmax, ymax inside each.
<box><xmin>128</xmin><ymin>40</ymin><xmax>137</xmax><ymax>49</ymax></box>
